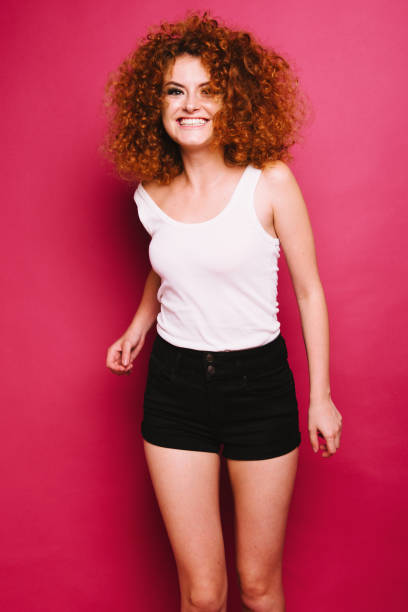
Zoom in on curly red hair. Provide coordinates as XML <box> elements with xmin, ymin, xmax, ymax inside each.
<box><xmin>100</xmin><ymin>10</ymin><xmax>310</xmax><ymax>184</ymax></box>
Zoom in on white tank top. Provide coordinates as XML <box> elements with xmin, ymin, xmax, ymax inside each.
<box><xmin>133</xmin><ymin>164</ymin><xmax>281</xmax><ymax>351</ymax></box>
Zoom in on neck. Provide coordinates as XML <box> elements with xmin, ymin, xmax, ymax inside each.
<box><xmin>178</xmin><ymin>146</ymin><xmax>236</xmax><ymax>191</ymax></box>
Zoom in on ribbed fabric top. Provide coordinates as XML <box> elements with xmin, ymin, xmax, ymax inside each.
<box><xmin>133</xmin><ymin>164</ymin><xmax>281</xmax><ymax>351</ymax></box>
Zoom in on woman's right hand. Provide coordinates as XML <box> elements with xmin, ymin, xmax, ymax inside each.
<box><xmin>106</xmin><ymin>328</ymin><xmax>146</xmax><ymax>376</ymax></box>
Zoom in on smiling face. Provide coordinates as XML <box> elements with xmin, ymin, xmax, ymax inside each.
<box><xmin>161</xmin><ymin>54</ymin><xmax>223</xmax><ymax>150</ymax></box>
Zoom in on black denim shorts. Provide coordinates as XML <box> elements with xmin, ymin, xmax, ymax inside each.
<box><xmin>141</xmin><ymin>332</ymin><xmax>301</xmax><ymax>460</ymax></box>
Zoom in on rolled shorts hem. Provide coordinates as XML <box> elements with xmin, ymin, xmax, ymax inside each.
<box><xmin>141</xmin><ymin>425</ymin><xmax>220</xmax><ymax>455</ymax></box>
<box><xmin>222</xmin><ymin>432</ymin><xmax>301</xmax><ymax>461</ymax></box>
<box><xmin>142</xmin><ymin>423</ymin><xmax>301</xmax><ymax>461</ymax></box>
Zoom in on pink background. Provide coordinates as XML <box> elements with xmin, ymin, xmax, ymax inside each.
<box><xmin>1</xmin><ymin>0</ymin><xmax>407</xmax><ymax>610</ymax></box>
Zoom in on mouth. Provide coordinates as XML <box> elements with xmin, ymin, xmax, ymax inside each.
<box><xmin>176</xmin><ymin>117</ymin><xmax>210</xmax><ymax>128</ymax></box>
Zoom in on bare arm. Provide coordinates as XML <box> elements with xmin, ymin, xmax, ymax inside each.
<box><xmin>106</xmin><ymin>267</ymin><xmax>161</xmax><ymax>375</ymax></box>
<box><xmin>267</xmin><ymin>163</ymin><xmax>330</xmax><ymax>402</ymax></box>
<box><xmin>127</xmin><ymin>267</ymin><xmax>161</xmax><ymax>338</ymax></box>
<box><xmin>264</xmin><ymin>161</ymin><xmax>342</xmax><ymax>457</ymax></box>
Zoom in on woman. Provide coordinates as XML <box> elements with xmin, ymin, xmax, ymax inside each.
<box><xmin>104</xmin><ymin>11</ymin><xmax>342</xmax><ymax>612</ymax></box>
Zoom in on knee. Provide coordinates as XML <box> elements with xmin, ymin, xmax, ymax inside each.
<box><xmin>237</xmin><ymin>565</ymin><xmax>283</xmax><ymax>611</ymax></box>
<box><xmin>187</xmin><ymin>581</ymin><xmax>227</xmax><ymax>611</ymax></box>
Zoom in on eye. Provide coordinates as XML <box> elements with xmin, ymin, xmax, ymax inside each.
<box><xmin>166</xmin><ymin>87</ymin><xmax>183</xmax><ymax>95</ymax></box>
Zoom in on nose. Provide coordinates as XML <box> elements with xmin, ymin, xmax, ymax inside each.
<box><xmin>183</xmin><ymin>93</ymin><xmax>200</xmax><ymax>113</ymax></box>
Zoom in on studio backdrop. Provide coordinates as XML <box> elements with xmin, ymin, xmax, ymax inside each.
<box><xmin>1</xmin><ymin>0</ymin><xmax>407</xmax><ymax>610</ymax></box>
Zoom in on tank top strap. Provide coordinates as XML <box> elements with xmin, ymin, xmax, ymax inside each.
<box><xmin>241</xmin><ymin>164</ymin><xmax>263</xmax><ymax>194</ymax></box>
<box><xmin>133</xmin><ymin>183</ymin><xmax>157</xmax><ymax>236</ymax></box>
<box><xmin>134</xmin><ymin>164</ymin><xmax>264</xmax><ymax>236</ymax></box>
<box><xmin>233</xmin><ymin>164</ymin><xmax>263</xmax><ymax>215</ymax></box>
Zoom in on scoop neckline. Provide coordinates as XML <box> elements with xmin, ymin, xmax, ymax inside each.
<box><xmin>138</xmin><ymin>164</ymin><xmax>252</xmax><ymax>227</ymax></box>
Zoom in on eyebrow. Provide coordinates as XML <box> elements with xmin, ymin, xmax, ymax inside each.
<box><xmin>163</xmin><ymin>80</ymin><xmax>210</xmax><ymax>88</ymax></box>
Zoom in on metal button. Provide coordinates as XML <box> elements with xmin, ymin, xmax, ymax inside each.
<box><xmin>207</xmin><ymin>365</ymin><xmax>215</xmax><ymax>374</ymax></box>
<box><xmin>206</xmin><ymin>353</ymin><xmax>214</xmax><ymax>363</ymax></box>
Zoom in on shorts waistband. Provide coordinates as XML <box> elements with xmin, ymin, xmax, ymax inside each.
<box><xmin>152</xmin><ymin>332</ymin><xmax>287</xmax><ymax>373</ymax></box>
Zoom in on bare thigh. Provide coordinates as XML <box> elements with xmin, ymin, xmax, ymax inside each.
<box><xmin>143</xmin><ymin>440</ymin><xmax>228</xmax><ymax>606</ymax></box>
<box><xmin>226</xmin><ymin>447</ymin><xmax>299</xmax><ymax>589</ymax></box>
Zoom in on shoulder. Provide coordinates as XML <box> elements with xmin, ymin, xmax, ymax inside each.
<box><xmin>260</xmin><ymin>160</ymin><xmax>304</xmax><ymax>210</ymax></box>
<box><xmin>140</xmin><ymin>179</ymin><xmax>171</xmax><ymax>202</ymax></box>
<box><xmin>261</xmin><ymin>160</ymin><xmax>297</xmax><ymax>188</ymax></box>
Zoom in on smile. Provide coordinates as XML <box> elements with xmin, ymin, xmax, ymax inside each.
<box><xmin>176</xmin><ymin>118</ymin><xmax>210</xmax><ymax>127</ymax></box>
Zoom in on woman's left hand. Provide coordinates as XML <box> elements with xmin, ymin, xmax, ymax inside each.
<box><xmin>308</xmin><ymin>396</ymin><xmax>342</xmax><ymax>457</ymax></box>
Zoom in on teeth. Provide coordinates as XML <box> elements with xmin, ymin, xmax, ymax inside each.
<box><xmin>178</xmin><ymin>118</ymin><xmax>208</xmax><ymax>125</ymax></box>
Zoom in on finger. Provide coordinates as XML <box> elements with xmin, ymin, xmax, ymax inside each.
<box><xmin>121</xmin><ymin>340</ymin><xmax>131</xmax><ymax>366</ymax></box>
<box><xmin>309</xmin><ymin>428</ymin><xmax>319</xmax><ymax>453</ymax></box>
<box><xmin>326</xmin><ymin>436</ymin><xmax>337</xmax><ymax>455</ymax></box>
<box><xmin>320</xmin><ymin>445</ymin><xmax>329</xmax><ymax>457</ymax></box>
<box><xmin>118</xmin><ymin>367</ymin><xmax>131</xmax><ymax>375</ymax></box>
<box><xmin>334</xmin><ymin>432</ymin><xmax>341</xmax><ymax>449</ymax></box>
<box><xmin>321</xmin><ymin>440</ymin><xmax>336</xmax><ymax>457</ymax></box>
<box><xmin>106</xmin><ymin>347</ymin><xmax>118</xmax><ymax>368</ymax></box>
<box><xmin>111</xmin><ymin>349</ymin><xmax>124</xmax><ymax>367</ymax></box>
<box><xmin>107</xmin><ymin>365</ymin><xmax>126</xmax><ymax>375</ymax></box>
<box><xmin>110</xmin><ymin>358</ymin><xmax>132</xmax><ymax>373</ymax></box>
<box><xmin>107</xmin><ymin>357</ymin><xmax>122</xmax><ymax>370</ymax></box>
<box><xmin>120</xmin><ymin>361</ymin><xmax>132</xmax><ymax>371</ymax></box>
<box><xmin>124</xmin><ymin>344</ymin><xmax>140</xmax><ymax>365</ymax></box>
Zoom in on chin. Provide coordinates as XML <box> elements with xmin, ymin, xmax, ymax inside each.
<box><xmin>175</xmin><ymin>133</ymin><xmax>214</xmax><ymax>145</ymax></box>
<box><xmin>178</xmin><ymin>140</ymin><xmax>214</xmax><ymax>149</ymax></box>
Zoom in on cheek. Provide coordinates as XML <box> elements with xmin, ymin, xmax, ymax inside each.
<box><xmin>162</xmin><ymin>100</ymin><xmax>178</xmax><ymax>120</ymax></box>
<box><xmin>209</xmin><ymin>99</ymin><xmax>223</xmax><ymax>114</ymax></box>
<box><xmin>161</xmin><ymin>111</ymin><xmax>178</xmax><ymax>138</ymax></box>
<box><xmin>161</xmin><ymin>114</ymin><xmax>173</xmax><ymax>132</ymax></box>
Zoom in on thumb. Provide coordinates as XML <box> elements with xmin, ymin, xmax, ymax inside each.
<box><xmin>121</xmin><ymin>340</ymin><xmax>132</xmax><ymax>366</ymax></box>
<box><xmin>309</xmin><ymin>427</ymin><xmax>319</xmax><ymax>453</ymax></box>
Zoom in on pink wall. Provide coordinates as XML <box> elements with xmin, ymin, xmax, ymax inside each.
<box><xmin>1</xmin><ymin>0</ymin><xmax>407</xmax><ymax>610</ymax></box>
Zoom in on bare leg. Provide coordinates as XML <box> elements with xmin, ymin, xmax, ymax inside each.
<box><xmin>226</xmin><ymin>447</ymin><xmax>299</xmax><ymax>612</ymax></box>
<box><xmin>143</xmin><ymin>440</ymin><xmax>228</xmax><ymax>611</ymax></box>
